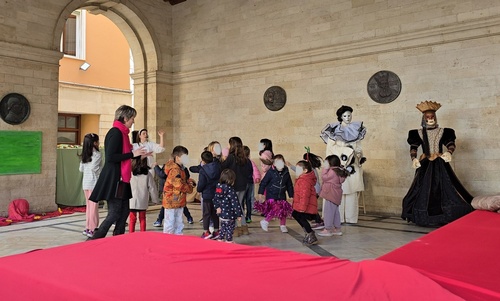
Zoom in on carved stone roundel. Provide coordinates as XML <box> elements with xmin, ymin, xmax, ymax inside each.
<box><xmin>0</xmin><ymin>93</ymin><xmax>31</xmax><ymax>125</ymax></box>
<box><xmin>367</xmin><ymin>70</ymin><xmax>402</xmax><ymax>104</ymax></box>
<box><xmin>263</xmin><ymin>86</ymin><xmax>286</xmax><ymax>111</ymax></box>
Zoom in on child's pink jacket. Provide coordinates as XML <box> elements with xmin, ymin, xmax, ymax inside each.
<box><xmin>251</xmin><ymin>160</ymin><xmax>261</xmax><ymax>183</ymax></box>
<box><xmin>319</xmin><ymin>167</ymin><xmax>346</xmax><ymax>205</ymax></box>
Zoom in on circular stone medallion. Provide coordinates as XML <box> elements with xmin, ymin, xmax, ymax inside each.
<box><xmin>367</xmin><ymin>70</ymin><xmax>401</xmax><ymax>104</ymax></box>
<box><xmin>263</xmin><ymin>86</ymin><xmax>286</xmax><ymax>111</ymax></box>
<box><xmin>0</xmin><ymin>93</ymin><xmax>31</xmax><ymax>125</ymax></box>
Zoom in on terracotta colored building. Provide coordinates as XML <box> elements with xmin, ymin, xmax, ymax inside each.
<box><xmin>58</xmin><ymin>9</ymin><xmax>131</xmax><ymax>145</ymax></box>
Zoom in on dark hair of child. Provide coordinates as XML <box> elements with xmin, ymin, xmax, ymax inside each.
<box><xmin>132</xmin><ymin>157</ymin><xmax>149</xmax><ymax>175</ymax></box>
<box><xmin>131</xmin><ymin>130</ymin><xmax>139</xmax><ymax>144</ymax></box>
<box><xmin>201</xmin><ymin>150</ymin><xmax>213</xmax><ymax>163</ymax></box>
<box><xmin>135</xmin><ymin>129</ymin><xmax>148</xmax><ymax>144</ymax></box>
<box><xmin>325</xmin><ymin>155</ymin><xmax>350</xmax><ymax>178</ymax></box>
<box><xmin>219</xmin><ymin>169</ymin><xmax>236</xmax><ymax>186</ymax></box>
<box><xmin>303</xmin><ymin>152</ymin><xmax>322</xmax><ymax>169</ymax></box>
<box><xmin>259</xmin><ymin>138</ymin><xmax>273</xmax><ymax>156</ymax></box>
<box><xmin>172</xmin><ymin>145</ymin><xmax>189</xmax><ymax>158</ymax></box>
<box><xmin>228</xmin><ymin>136</ymin><xmax>247</xmax><ymax>165</ymax></box>
<box><xmin>243</xmin><ymin>145</ymin><xmax>250</xmax><ymax>157</ymax></box>
<box><xmin>80</xmin><ymin>133</ymin><xmax>99</xmax><ymax>163</ymax></box>
<box><xmin>138</xmin><ymin>128</ymin><xmax>147</xmax><ymax>137</ymax></box>
<box><xmin>297</xmin><ymin>160</ymin><xmax>312</xmax><ymax>173</ymax></box>
<box><xmin>273</xmin><ymin>154</ymin><xmax>285</xmax><ymax>162</ymax></box>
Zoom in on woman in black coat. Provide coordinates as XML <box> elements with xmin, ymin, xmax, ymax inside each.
<box><xmin>220</xmin><ymin>136</ymin><xmax>253</xmax><ymax>236</ymax></box>
<box><xmin>89</xmin><ymin>105</ymin><xmax>148</xmax><ymax>239</ymax></box>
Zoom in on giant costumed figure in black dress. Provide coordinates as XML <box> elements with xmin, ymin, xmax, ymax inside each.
<box><xmin>401</xmin><ymin>101</ymin><xmax>473</xmax><ymax>226</ymax></box>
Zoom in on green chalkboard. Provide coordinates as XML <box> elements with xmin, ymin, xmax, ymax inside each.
<box><xmin>0</xmin><ymin>131</ymin><xmax>42</xmax><ymax>175</ymax></box>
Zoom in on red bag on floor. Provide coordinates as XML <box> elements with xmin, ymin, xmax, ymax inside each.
<box><xmin>8</xmin><ymin>199</ymin><xmax>35</xmax><ymax>222</ymax></box>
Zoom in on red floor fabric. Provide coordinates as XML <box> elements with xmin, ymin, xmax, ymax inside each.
<box><xmin>378</xmin><ymin>210</ymin><xmax>500</xmax><ymax>301</ymax></box>
<box><xmin>0</xmin><ymin>232</ymin><xmax>462</xmax><ymax>301</ymax></box>
<box><xmin>0</xmin><ymin>217</ymin><xmax>11</xmax><ymax>226</ymax></box>
<box><xmin>0</xmin><ymin>205</ymin><xmax>86</xmax><ymax>226</ymax></box>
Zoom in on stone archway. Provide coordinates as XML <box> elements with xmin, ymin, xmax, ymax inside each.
<box><xmin>0</xmin><ymin>0</ymin><xmax>174</xmax><ymax>214</ymax></box>
<box><xmin>53</xmin><ymin>0</ymin><xmax>173</xmax><ymax>158</ymax></box>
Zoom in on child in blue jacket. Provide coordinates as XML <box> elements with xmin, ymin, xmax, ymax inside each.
<box><xmin>256</xmin><ymin>154</ymin><xmax>294</xmax><ymax>233</ymax></box>
<box><xmin>214</xmin><ymin>169</ymin><xmax>243</xmax><ymax>243</ymax></box>
<box><xmin>197</xmin><ymin>151</ymin><xmax>222</xmax><ymax>239</ymax></box>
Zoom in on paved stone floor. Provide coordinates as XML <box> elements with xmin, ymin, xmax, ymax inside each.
<box><xmin>0</xmin><ymin>203</ymin><xmax>434</xmax><ymax>261</ymax></box>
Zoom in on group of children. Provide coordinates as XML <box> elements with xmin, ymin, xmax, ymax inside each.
<box><xmin>157</xmin><ymin>139</ymin><xmax>251</xmax><ymax>243</ymax></box>
<box><xmin>79</xmin><ymin>132</ymin><xmax>350</xmax><ymax>245</ymax></box>
<box><xmin>255</xmin><ymin>142</ymin><xmax>350</xmax><ymax>245</ymax></box>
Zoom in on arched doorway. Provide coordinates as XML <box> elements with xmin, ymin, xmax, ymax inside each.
<box><xmin>53</xmin><ymin>1</ymin><xmax>172</xmax><ymax>206</ymax></box>
<box><xmin>54</xmin><ymin>0</ymin><xmax>164</xmax><ymax>132</ymax></box>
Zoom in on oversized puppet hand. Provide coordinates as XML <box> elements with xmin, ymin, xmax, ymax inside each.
<box><xmin>412</xmin><ymin>158</ymin><xmax>421</xmax><ymax>169</ymax></box>
<box><xmin>441</xmin><ymin>151</ymin><xmax>452</xmax><ymax>163</ymax></box>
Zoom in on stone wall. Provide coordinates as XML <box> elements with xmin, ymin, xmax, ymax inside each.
<box><xmin>0</xmin><ymin>42</ymin><xmax>62</xmax><ymax>215</ymax></box>
<box><xmin>170</xmin><ymin>0</ymin><xmax>500</xmax><ymax>215</ymax></box>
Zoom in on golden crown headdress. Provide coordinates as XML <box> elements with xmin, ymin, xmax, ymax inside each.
<box><xmin>416</xmin><ymin>100</ymin><xmax>441</xmax><ymax>113</ymax></box>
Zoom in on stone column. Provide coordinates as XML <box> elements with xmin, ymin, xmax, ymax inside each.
<box><xmin>131</xmin><ymin>70</ymin><xmax>173</xmax><ymax>164</ymax></box>
<box><xmin>0</xmin><ymin>41</ymin><xmax>63</xmax><ymax>215</ymax></box>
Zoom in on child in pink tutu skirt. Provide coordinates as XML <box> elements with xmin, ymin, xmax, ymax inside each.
<box><xmin>255</xmin><ymin>154</ymin><xmax>294</xmax><ymax>233</ymax></box>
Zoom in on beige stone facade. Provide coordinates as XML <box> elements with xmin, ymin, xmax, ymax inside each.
<box><xmin>1</xmin><ymin>0</ymin><xmax>500</xmax><ymax>217</ymax></box>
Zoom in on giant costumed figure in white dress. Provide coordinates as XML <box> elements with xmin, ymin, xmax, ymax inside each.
<box><xmin>320</xmin><ymin>105</ymin><xmax>366</xmax><ymax>223</ymax></box>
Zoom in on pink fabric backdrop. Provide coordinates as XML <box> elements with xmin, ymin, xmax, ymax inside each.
<box><xmin>378</xmin><ymin>210</ymin><xmax>500</xmax><ymax>301</ymax></box>
<box><xmin>0</xmin><ymin>232</ymin><xmax>462</xmax><ymax>300</ymax></box>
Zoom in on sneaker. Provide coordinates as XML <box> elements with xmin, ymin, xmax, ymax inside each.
<box><xmin>311</xmin><ymin>222</ymin><xmax>325</xmax><ymax>230</ymax></box>
<box><xmin>280</xmin><ymin>225</ymin><xmax>288</xmax><ymax>233</ymax></box>
<box><xmin>198</xmin><ymin>218</ymin><xmax>203</xmax><ymax>223</ymax></box>
<box><xmin>246</xmin><ymin>218</ymin><xmax>252</xmax><ymax>223</ymax></box>
<box><xmin>304</xmin><ymin>232</ymin><xmax>318</xmax><ymax>245</ymax></box>
<box><xmin>187</xmin><ymin>218</ymin><xmax>194</xmax><ymax>224</ymax></box>
<box><xmin>332</xmin><ymin>229</ymin><xmax>343</xmax><ymax>236</ymax></box>
<box><xmin>201</xmin><ymin>231</ymin><xmax>213</xmax><ymax>239</ymax></box>
<box><xmin>86</xmin><ymin>230</ymin><xmax>94</xmax><ymax>238</ymax></box>
<box><xmin>211</xmin><ymin>231</ymin><xmax>220</xmax><ymax>240</ymax></box>
<box><xmin>153</xmin><ymin>220</ymin><xmax>162</xmax><ymax>227</ymax></box>
<box><xmin>82</xmin><ymin>229</ymin><xmax>89</xmax><ymax>236</ymax></box>
<box><xmin>317</xmin><ymin>229</ymin><xmax>335</xmax><ymax>237</ymax></box>
<box><xmin>260</xmin><ymin>220</ymin><xmax>269</xmax><ymax>232</ymax></box>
